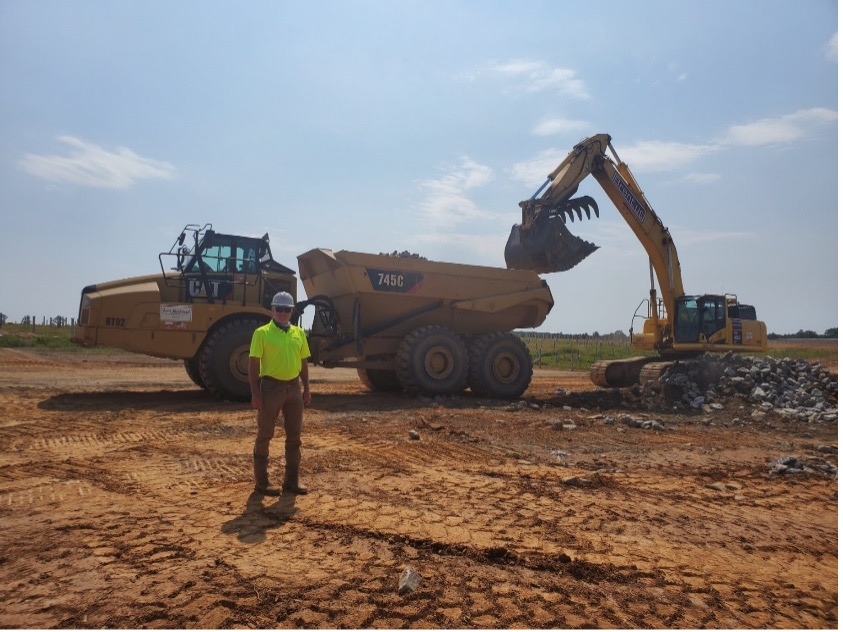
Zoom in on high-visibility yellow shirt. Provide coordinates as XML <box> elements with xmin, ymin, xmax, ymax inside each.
<box><xmin>249</xmin><ymin>320</ymin><xmax>311</xmax><ymax>381</ymax></box>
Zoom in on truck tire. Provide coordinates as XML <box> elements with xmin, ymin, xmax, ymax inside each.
<box><xmin>396</xmin><ymin>326</ymin><xmax>468</xmax><ymax>396</ymax></box>
<box><xmin>357</xmin><ymin>367</ymin><xmax>402</xmax><ymax>392</ymax></box>
<box><xmin>468</xmin><ymin>332</ymin><xmax>533</xmax><ymax>399</ymax></box>
<box><xmin>199</xmin><ymin>318</ymin><xmax>261</xmax><ymax>401</ymax></box>
<box><xmin>183</xmin><ymin>356</ymin><xmax>206</xmax><ymax>389</ymax></box>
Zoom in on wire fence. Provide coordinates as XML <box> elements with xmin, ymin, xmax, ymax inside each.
<box><xmin>518</xmin><ymin>332</ymin><xmax>643</xmax><ymax>371</ymax></box>
<box><xmin>1</xmin><ymin>315</ymin><xmax>74</xmax><ymax>330</ymax></box>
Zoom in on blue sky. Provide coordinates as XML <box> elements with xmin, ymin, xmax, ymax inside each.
<box><xmin>0</xmin><ymin>0</ymin><xmax>838</xmax><ymax>335</ymax></box>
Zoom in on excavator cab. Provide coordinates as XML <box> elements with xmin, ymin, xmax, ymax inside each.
<box><xmin>674</xmin><ymin>295</ymin><xmax>727</xmax><ymax>344</ymax></box>
<box><xmin>673</xmin><ymin>294</ymin><xmax>765</xmax><ymax>349</ymax></box>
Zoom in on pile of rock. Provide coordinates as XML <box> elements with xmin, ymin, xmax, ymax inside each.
<box><xmin>380</xmin><ymin>250</ymin><xmax>427</xmax><ymax>260</ymax></box>
<box><xmin>769</xmin><ymin>454</ymin><xmax>837</xmax><ymax>478</ymax></box>
<box><xmin>644</xmin><ymin>353</ymin><xmax>837</xmax><ymax>422</ymax></box>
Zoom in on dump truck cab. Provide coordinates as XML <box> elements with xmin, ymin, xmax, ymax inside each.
<box><xmin>72</xmin><ymin>224</ymin><xmax>297</xmax><ymax>400</ymax></box>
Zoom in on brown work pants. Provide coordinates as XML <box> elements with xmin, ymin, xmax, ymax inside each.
<box><xmin>254</xmin><ymin>377</ymin><xmax>304</xmax><ymax>487</ymax></box>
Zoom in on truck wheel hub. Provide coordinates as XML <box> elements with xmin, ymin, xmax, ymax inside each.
<box><xmin>492</xmin><ymin>352</ymin><xmax>518</xmax><ymax>384</ymax></box>
<box><xmin>230</xmin><ymin>346</ymin><xmax>250</xmax><ymax>382</ymax></box>
<box><xmin>424</xmin><ymin>347</ymin><xmax>454</xmax><ymax>380</ymax></box>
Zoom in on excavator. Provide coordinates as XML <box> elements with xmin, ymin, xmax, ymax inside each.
<box><xmin>504</xmin><ymin>133</ymin><xmax>768</xmax><ymax>387</ymax></box>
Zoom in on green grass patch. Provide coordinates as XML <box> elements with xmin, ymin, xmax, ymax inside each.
<box><xmin>763</xmin><ymin>346</ymin><xmax>837</xmax><ymax>364</ymax></box>
<box><xmin>0</xmin><ymin>334</ymin><xmax>26</xmax><ymax>348</ymax></box>
<box><xmin>0</xmin><ymin>323</ymin><xmax>76</xmax><ymax>349</ymax></box>
<box><xmin>519</xmin><ymin>335</ymin><xmax>837</xmax><ymax>371</ymax></box>
<box><xmin>520</xmin><ymin>336</ymin><xmax>651</xmax><ymax>371</ymax></box>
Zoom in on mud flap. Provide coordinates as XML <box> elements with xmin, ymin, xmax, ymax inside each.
<box><xmin>504</xmin><ymin>216</ymin><xmax>598</xmax><ymax>274</ymax></box>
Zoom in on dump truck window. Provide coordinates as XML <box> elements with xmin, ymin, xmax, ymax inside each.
<box><xmin>202</xmin><ymin>243</ymin><xmax>230</xmax><ymax>272</ymax></box>
<box><xmin>242</xmin><ymin>247</ymin><xmax>257</xmax><ymax>273</ymax></box>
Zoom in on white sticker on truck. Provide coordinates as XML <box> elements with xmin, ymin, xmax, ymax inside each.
<box><xmin>160</xmin><ymin>304</ymin><xmax>193</xmax><ymax>322</ymax></box>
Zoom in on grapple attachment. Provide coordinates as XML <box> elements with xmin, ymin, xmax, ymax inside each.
<box><xmin>504</xmin><ymin>196</ymin><xmax>600</xmax><ymax>274</ymax></box>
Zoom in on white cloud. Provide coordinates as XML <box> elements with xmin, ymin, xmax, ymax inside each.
<box><xmin>721</xmin><ymin>108</ymin><xmax>838</xmax><ymax>146</ymax></box>
<box><xmin>415</xmin><ymin>157</ymin><xmax>495</xmax><ymax>229</ymax></box>
<box><xmin>20</xmin><ymin>136</ymin><xmax>176</xmax><ymax>189</ymax></box>
<box><xmin>509</xmin><ymin>148</ymin><xmax>567</xmax><ymax>187</ymax></box>
<box><xmin>668</xmin><ymin>62</ymin><xmax>688</xmax><ymax>82</ymax></box>
<box><xmin>610</xmin><ymin>140</ymin><xmax>718</xmax><ymax>173</ymax></box>
<box><xmin>510</xmin><ymin>106</ymin><xmax>837</xmax><ymax>190</ymax></box>
<box><xmin>532</xmin><ymin>118</ymin><xmax>590</xmax><ymax>137</ymax></box>
<box><xmin>414</xmin><ymin>231</ymin><xmax>508</xmax><ymax>267</ymax></box>
<box><xmin>479</xmin><ymin>58</ymin><xmax>589</xmax><ymax>99</ymax></box>
<box><xmin>508</xmin><ymin>140</ymin><xmax>717</xmax><ymax>186</ymax></box>
<box><xmin>827</xmin><ymin>33</ymin><xmax>838</xmax><ymax>62</ymax></box>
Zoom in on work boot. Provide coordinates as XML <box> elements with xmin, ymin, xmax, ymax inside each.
<box><xmin>253</xmin><ymin>455</ymin><xmax>282</xmax><ymax>496</ymax></box>
<box><xmin>282</xmin><ymin>465</ymin><xmax>307</xmax><ymax>495</ymax></box>
<box><xmin>282</xmin><ymin>482</ymin><xmax>308</xmax><ymax>496</ymax></box>
<box><xmin>283</xmin><ymin>443</ymin><xmax>307</xmax><ymax>495</ymax></box>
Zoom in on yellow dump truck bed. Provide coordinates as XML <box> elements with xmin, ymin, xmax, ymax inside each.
<box><xmin>297</xmin><ymin>249</ymin><xmax>554</xmax><ymax>337</ymax></box>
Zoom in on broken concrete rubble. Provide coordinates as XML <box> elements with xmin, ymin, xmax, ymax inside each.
<box><xmin>640</xmin><ymin>353</ymin><xmax>837</xmax><ymax>422</ymax></box>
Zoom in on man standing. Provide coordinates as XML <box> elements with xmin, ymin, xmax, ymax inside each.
<box><xmin>248</xmin><ymin>291</ymin><xmax>311</xmax><ymax>496</ymax></box>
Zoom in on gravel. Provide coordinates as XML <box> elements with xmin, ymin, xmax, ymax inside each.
<box><xmin>640</xmin><ymin>353</ymin><xmax>837</xmax><ymax>423</ymax></box>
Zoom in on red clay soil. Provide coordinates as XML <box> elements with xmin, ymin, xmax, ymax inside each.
<box><xmin>0</xmin><ymin>348</ymin><xmax>836</xmax><ymax>628</ymax></box>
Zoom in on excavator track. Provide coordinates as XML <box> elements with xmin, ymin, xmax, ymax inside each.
<box><xmin>638</xmin><ymin>361</ymin><xmax>676</xmax><ymax>386</ymax></box>
<box><xmin>590</xmin><ymin>354</ymin><xmax>704</xmax><ymax>389</ymax></box>
<box><xmin>589</xmin><ymin>356</ymin><xmax>655</xmax><ymax>388</ymax></box>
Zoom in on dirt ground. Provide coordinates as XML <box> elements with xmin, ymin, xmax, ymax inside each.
<box><xmin>0</xmin><ymin>347</ymin><xmax>837</xmax><ymax>629</ymax></box>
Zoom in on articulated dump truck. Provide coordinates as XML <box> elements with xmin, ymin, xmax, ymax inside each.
<box><xmin>296</xmin><ymin>248</ymin><xmax>553</xmax><ymax>399</ymax></box>
<box><xmin>72</xmin><ymin>224</ymin><xmax>553</xmax><ymax>401</ymax></box>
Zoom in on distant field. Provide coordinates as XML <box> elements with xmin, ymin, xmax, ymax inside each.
<box><xmin>0</xmin><ymin>323</ymin><xmax>836</xmax><ymax>373</ymax></box>
<box><xmin>767</xmin><ymin>338</ymin><xmax>837</xmax><ymax>371</ymax></box>
<box><xmin>523</xmin><ymin>334</ymin><xmax>837</xmax><ymax>372</ymax></box>
<box><xmin>768</xmin><ymin>338</ymin><xmax>838</xmax><ymax>349</ymax></box>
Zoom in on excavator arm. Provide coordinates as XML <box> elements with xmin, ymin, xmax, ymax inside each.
<box><xmin>506</xmin><ymin>133</ymin><xmax>767</xmax><ymax>386</ymax></box>
<box><xmin>505</xmin><ymin>133</ymin><xmax>683</xmax><ymax>347</ymax></box>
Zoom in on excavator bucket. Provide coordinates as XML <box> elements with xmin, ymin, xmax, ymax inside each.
<box><xmin>504</xmin><ymin>216</ymin><xmax>599</xmax><ymax>274</ymax></box>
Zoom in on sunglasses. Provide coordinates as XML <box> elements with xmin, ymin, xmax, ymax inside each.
<box><xmin>273</xmin><ymin>306</ymin><xmax>293</xmax><ymax>313</ymax></box>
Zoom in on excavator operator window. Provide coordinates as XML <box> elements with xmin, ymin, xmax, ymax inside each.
<box><xmin>676</xmin><ymin>296</ymin><xmax>727</xmax><ymax>343</ymax></box>
<box><xmin>674</xmin><ymin>297</ymin><xmax>699</xmax><ymax>343</ymax></box>
<box><xmin>699</xmin><ymin>296</ymin><xmax>726</xmax><ymax>341</ymax></box>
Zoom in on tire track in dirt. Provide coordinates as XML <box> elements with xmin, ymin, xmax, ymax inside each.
<box><xmin>307</xmin><ymin>422</ymin><xmax>835</xmax><ymax>627</ymax></box>
<box><xmin>285</xmin><ymin>412</ymin><xmax>837</xmax><ymax>627</ymax></box>
<box><xmin>0</xmin><ymin>350</ymin><xmax>836</xmax><ymax>628</ymax></box>
<box><xmin>0</xmin><ymin>484</ymin><xmax>273</xmax><ymax>628</ymax></box>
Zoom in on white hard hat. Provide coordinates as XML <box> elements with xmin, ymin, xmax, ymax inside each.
<box><xmin>271</xmin><ymin>291</ymin><xmax>295</xmax><ymax>307</ymax></box>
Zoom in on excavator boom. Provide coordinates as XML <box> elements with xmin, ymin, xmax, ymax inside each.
<box><xmin>505</xmin><ymin>132</ymin><xmax>767</xmax><ymax>387</ymax></box>
<box><xmin>505</xmin><ymin>133</ymin><xmax>683</xmax><ymax>321</ymax></box>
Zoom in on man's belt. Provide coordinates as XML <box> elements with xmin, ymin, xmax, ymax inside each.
<box><xmin>261</xmin><ymin>375</ymin><xmax>300</xmax><ymax>385</ymax></box>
